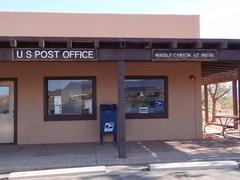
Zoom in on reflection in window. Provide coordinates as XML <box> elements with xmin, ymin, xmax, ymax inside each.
<box><xmin>47</xmin><ymin>79</ymin><xmax>93</xmax><ymax>116</ymax></box>
<box><xmin>0</xmin><ymin>86</ymin><xmax>10</xmax><ymax>114</ymax></box>
<box><xmin>125</xmin><ymin>77</ymin><xmax>167</xmax><ymax>117</ymax></box>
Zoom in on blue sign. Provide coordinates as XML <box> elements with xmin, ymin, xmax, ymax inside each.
<box><xmin>156</xmin><ymin>98</ymin><xmax>164</xmax><ymax>112</ymax></box>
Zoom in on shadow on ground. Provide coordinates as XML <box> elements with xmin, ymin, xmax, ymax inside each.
<box><xmin>0</xmin><ymin>139</ymin><xmax>239</xmax><ymax>173</ymax></box>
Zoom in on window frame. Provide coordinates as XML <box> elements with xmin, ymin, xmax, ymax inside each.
<box><xmin>44</xmin><ymin>76</ymin><xmax>97</xmax><ymax>121</ymax></box>
<box><xmin>125</xmin><ymin>76</ymin><xmax>168</xmax><ymax>119</ymax></box>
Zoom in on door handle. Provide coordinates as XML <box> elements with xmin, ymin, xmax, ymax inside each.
<box><xmin>12</xmin><ymin>110</ymin><xmax>15</xmax><ymax>116</ymax></box>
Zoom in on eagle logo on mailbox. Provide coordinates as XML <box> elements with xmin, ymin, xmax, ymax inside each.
<box><xmin>104</xmin><ymin>122</ymin><xmax>114</xmax><ymax>132</ymax></box>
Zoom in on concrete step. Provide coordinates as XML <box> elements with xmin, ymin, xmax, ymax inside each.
<box><xmin>149</xmin><ymin>161</ymin><xmax>239</xmax><ymax>171</ymax></box>
<box><xmin>8</xmin><ymin>166</ymin><xmax>106</xmax><ymax>180</ymax></box>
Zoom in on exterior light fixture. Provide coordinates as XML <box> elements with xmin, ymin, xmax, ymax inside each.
<box><xmin>189</xmin><ymin>75</ymin><xmax>195</xmax><ymax>81</ymax></box>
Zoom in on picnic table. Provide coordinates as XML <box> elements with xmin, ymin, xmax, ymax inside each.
<box><xmin>204</xmin><ymin>115</ymin><xmax>240</xmax><ymax>139</ymax></box>
<box><xmin>214</xmin><ymin>115</ymin><xmax>239</xmax><ymax>128</ymax></box>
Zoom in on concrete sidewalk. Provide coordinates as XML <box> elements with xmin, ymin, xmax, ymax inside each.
<box><xmin>0</xmin><ymin>140</ymin><xmax>239</xmax><ymax>174</ymax></box>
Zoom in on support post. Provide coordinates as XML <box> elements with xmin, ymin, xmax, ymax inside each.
<box><xmin>204</xmin><ymin>85</ymin><xmax>209</xmax><ymax>124</ymax></box>
<box><xmin>238</xmin><ymin>65</ymin><xmax>240</xmax><ymax>127</ymax></box>
<box><xmin>232</xmin><ymin>80</ymin><xmax>238</xmax><ymax>129</ymax></box>
<box><xmin>117</xmin><ymin>59</ymin><xmax>126</xmax><ymax>158</ymax></box>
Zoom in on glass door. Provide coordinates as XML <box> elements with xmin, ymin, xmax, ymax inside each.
<box><xmin>0</xmin><ymin>81</ymin><xmax>15</xmax><ymax>143</ymax></box>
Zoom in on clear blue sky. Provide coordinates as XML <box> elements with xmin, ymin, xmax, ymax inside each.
<box><xmin>0</xmin><ymin>0</ymin><xmax>239</xmax><ymax>39</ymax></box>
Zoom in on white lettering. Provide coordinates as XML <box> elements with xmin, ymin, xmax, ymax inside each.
<box><xmin>26</xmin><ymin>50</ymin><xmax>32</xmax><ymax>58</ymax></box>
<box><xmin>74</xmin><ymin>51</ymin><xmax>80</xmax><ymax>58</ymax></box>
<box><xmin>34</xmin><ymin>50</ymin><xmax>60</xmax><ymax>59</ymax></box>
<box><xmin>82</xmin><ymin>51</ymin><xmax>88</xmax><ymax>59</ymax></box>
<box><xmin>41</xmin><ymin>51</ymin><xmax>48</xmax><ymax>59</ymax></box>
<box><xmin>62</xmin><ymin>51</ymin><xmax>70</xmax><ymax>58</ymax></box>
<box><xmin>61</xmin><ymin>50</ymin><xmax>95</xmax><ymax>59</ymax></box>
<box><xmin>88</xmin><ymin>51</ymin><xmax>94</xmax><ymax>59</ymax></box>
<box><xmin>16</xmin><ymin>50</ymin><xmax>23</xmax><ymax>59</ymax></box>
<box><xmin>155</xmin><ymin>53</ymin><xmax>172</xmax><ymax>58</ymax></box>
<box><xmin>35</xmin><ymin>51</ymin><xmax>41</xmax><ymax>58</ymax></box>
<box><xmin>54</xmin><ymin>51</ymin><xmax>60</xmax><ymax>58</ymax></box>
<box><xmin>201</xmin><ymin>53</ymin><xmax>215</xmax><ymax>58</ymax></box>
<box><xmin>14</xmin><ymin>50</ymin><xmax>96</xmax><ymax>60</ymax></box>
<box><xmin>154</xmin><ymin>51</ymin><xmax>215</xmax><ymax>60</ymax></box>
<box><xmin>193</xmin><ymin>53</ymin><xmax>200</xmax><ymax>58</ymax></box>
<box><xmin>47</xmin><ymin>51</ymin><xmax>53</xmax><ymax>59</ymax></box>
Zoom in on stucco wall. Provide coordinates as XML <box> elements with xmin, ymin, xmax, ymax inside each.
<box><xmin>0</xmin><ymin>12</ymin><xmax>199</xmax><ymax>38</ymax></box>
<box><xmin>0</xmin><ymin>12</ymin><xmax>201</xmax><ymax>143</ymax></box>
<box><xmin>0</xmin><ymin>62</ymin><xmax>202</xmax><ymax>144</ymax></box>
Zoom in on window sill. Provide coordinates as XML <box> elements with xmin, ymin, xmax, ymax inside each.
<box><xmin>126</xmin><ymin>113</ymin><xmax>168</xmax><ymax>119</ymax></box>
<box><xmin>44</xmin><ymin>114</ymin><xmax>97</xmax><ymax>121</ymax></box>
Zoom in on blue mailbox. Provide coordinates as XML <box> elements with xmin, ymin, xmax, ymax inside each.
<box><xmin>100</xmin><ymin>104</ymin><xmax>117</xmax><ymax>143</ymax></box>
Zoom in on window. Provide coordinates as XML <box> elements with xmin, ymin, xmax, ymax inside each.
<box><xmin>125</xmin><ymin>76</ymin><xmax>168</xmax><ymax>119</ymax></box>
<box><xmin>44</xmin><ymin>77</ymin><xmax>96</xmax><ymax>121</ymax></box>
<box><xmin>0</xmin><ymin>86</ymin><xmax>10</xmax><ymax>114</ymax></box>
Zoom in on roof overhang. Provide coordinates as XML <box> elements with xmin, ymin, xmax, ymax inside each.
<box><xmin>0</xmin><ymin>37</ymin><xmax>240</xmax><ymax>84</ymax></box>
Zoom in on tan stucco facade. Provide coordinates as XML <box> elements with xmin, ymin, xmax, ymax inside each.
<box><xmin>0</xmin><ymin>62</ymin><xmax>202</xmax><ymax>144</ymax></box>
<box><xmin>0</xmin><ymin>12</ymin><xmax>202</xmax><ymax>144</ymax></box>
<box><xmin>0</xmin><ymin>12</ymin><xmax>199</xmax><ymax>38</ymax></box>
